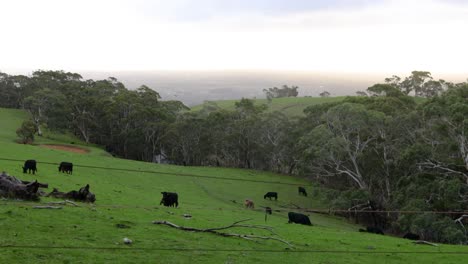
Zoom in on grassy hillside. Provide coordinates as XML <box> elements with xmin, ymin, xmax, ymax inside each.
<box><xmin>191</xmin><ymin>96</ymin><xmax>346</xmax><ymax>116</ymax></box>
<box><xmin>0</xmin><ymin>107</ymin><xmax>466</xmax><ymax>263</ymax></box>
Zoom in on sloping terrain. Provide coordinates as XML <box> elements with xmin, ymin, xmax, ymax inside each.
<box><xmin>191</xmin><ymin>96</ymin><xmax>345</xmax><ymax>116</ymax></box>
<box><xmin>0</xmin><ymin>108</ymin><xmax>466</xmax><ymax>263</ymax></box>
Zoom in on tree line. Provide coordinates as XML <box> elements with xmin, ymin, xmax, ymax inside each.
<box><xmin>1</xmin><ymin>70</ymin><xmax>467</xmax><ymax>244</ymax></box>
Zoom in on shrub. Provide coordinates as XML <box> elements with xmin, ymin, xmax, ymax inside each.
<box><xmin>16</xmin><ymin>120</ymin><xmax>37</xmax><ymax>144</ymax></box>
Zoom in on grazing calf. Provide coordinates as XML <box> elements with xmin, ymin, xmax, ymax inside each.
<box><xmin>298</xmin><ymin>187</ymin><xmax>307</xmax><ymax>197</ymax></box>
<box><xmin>288</xmin><ymin>212</ymin><xmax>312</xmax><ymax>226</ymax></box>
<box><xmin>23</xmin><ymin>160</ymin><xmax>37</xmax><ymax>175</ymax></box>
<box><xmin>403</xmin><ymin>232</ymin><xmax>420</xmax><ymax>240</ymax></box>
<box><xmin>244</xmin><ymin>199</ymin><xmax>254</xmax><ymax>209</ymax></box>
<box><xmin>359</xmin><ymin>226</ymin><xmax>384</xmax><ymax>235</ymax></box>
<box><xmin>160</xmin><ymin>192</ymin><xmax>179</xmax><ymax>207</ymax></box>
<box><xmin>58</xmin><ymin>162</ymin><xmax>73</xmax><ymax>174</ymax></box>
<box><xmin>263</xmin><ymin>192</ymin><xmax>278</xmax><ymax>200</ymax></box>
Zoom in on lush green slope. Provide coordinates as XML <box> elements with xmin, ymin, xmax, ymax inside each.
<box><xmin>191</xmin><ymin>96</ymin><xmax>346</xmax><ymax>116</ymax></box>
<box><xmin>0</xmin><ymin>108</ymin><xmax>466</xmax><ymax>263</ymax></box>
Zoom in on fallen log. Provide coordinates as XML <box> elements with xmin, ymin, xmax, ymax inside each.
<box><xmin>153</xmin><ymin>219</ymin><xmax>292</xmax><ymax>247</ymax></box>
<box><xmin>33</xmin><ymin>206</ymin><xmax>62</xmax><ymax>209</ymax></box>
<box><xmin>0</xmin><ymin>172</ymin><xmax>42</xmax><ymax>201</ymax></box>
<box><xmin>21</xmin><ymin>180</ymin><xmax>48</xmax><ymax>188</ymax></box>
<box><xmin>412</xmin><ymin>240</ymin><xmax>438</xmax><ymax>247</ymax></box>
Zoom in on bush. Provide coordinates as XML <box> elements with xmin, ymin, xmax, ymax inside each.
<box><xmin>16</xmin><ymin>120</ymin><xmax>37</xmax><ymax>144</ymax></box>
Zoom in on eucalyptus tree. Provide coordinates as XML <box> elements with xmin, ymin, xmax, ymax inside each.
<box><xmin>230</xmin><ymin>98</ymin><xmax>267</xmax><ymax>168</ymax></box>
<box><xmin>420</xmin><ymin>83</ymin><xmax>468</xmax><ymax>184</ymax></box>
<box><xmin>300</xmin><ymin>103</ymin><xmax>385</xmax><ymax>190</ymax></box>
<box><xmin>23</xmin><ymin>88</ymin><xmax>65</xmax><ymax>136</ymax></box>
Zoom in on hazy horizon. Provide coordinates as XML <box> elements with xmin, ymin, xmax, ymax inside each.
<box><xmin>2</xmin><ymin>68</ymin><xmax>466</xmax><ymax>106</ymax></box>
<box><xmin>82</xmin><ymin>70</ymin><xmax>468</xmax><ymax>106</ymax></box>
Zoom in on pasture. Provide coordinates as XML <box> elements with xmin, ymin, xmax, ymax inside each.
<box><xmin>190</xmin><ymin>96</ymin><xmax>346</xmax><ymax>116</ymax></box>
<box><xmin>0</xmin><ymin>108</ymin><xmax>466</xmax><ymax>263</ymax></box>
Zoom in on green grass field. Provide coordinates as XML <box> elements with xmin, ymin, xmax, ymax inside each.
<box><xmin>191</xmin><ymin>96</ymin><xmax>346</xmax><ymax>116</ymax></box>
<box><xmin>0</xmin><ymin>107</ymin><xmax>466</xmax><ymax>263</ymax></box>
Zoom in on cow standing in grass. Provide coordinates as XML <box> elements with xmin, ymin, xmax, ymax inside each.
<box><xmin>160</xmin><ymin>192</ymin><xmax>178</xmax><ymax>207</ymax></box>
<box><xmin>288</xmin><ymin>212</ymin><xmax>312</xmax><ymax>226</ymax></box>
<box><xmin>298</xmin><ymin>187</ymin><xmax>307</xmax><ymax>197</ymax></box>
<box><xmin>263</xmin><ymin>192</ymin><xmax>278</xmax><ymax>200</ymax></box>
<box><xmin>23</xmin><ymin>160</ymin><xmax>37</xmax><ymax>175</ymax></box>
<box><xmin>58</xmin><ymin>162</ymin><xmax>73</xmax><ymax>174</ymax></box>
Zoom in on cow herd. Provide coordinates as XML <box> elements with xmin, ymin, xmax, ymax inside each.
<box><xmin>23</xmin><ymin>160</ymin><xmax>74</xmax><ymax>175</ymax></box>
<box><xmin>17</xmin><ymin>159</ymin><xmax>421</xmax><ymax>239</ymax></box>
<box><xmin>17</xmin><ymin>159</ymin><xmax>93</xmax><ymax>202</ymax></box>
<box><xmin>259</xmin><ymin>188</ymin><xmax>312</xmax><ymax>225</ymax></box>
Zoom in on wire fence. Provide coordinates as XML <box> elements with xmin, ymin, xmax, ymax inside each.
<box><xmin>0</xmin><ymin>157</ymin><xmax>308</xmax><ymax>186</ymax></box>
<box><xmin>1</xmin><ymin>200</ymin><xmax>467</xmax><ymax>215</ymax></box>
<box><xmin>0</xmin><ymin>245</ymin><xmax>467</xmax><ymax>254</ymax></box>
<box><xmin>1</xmin><ymin>155</ymin><xmax>468</xmax><ymax>214</ymax></box>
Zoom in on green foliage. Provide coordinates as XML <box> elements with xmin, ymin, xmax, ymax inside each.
<box><xmin>15</xmin><ymin>119</ymin><xmax>37</xmax><ymax>143</ymax></box>
<box><xmin>384</xmin><ymin>71</ymin><xmax>449</xmax><ymax>98</ymax></box>
<box><xmin>330</xmin><ymin>189</ymin><xmax>371</xmax><ymax>209</ymax></box>
<box><xmin>263</xmin><ymin>84</ymin><xmax>299</xmax><ymax>99</ymax></box>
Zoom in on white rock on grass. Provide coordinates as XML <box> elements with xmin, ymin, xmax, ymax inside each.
<box><xmin>123</xmin><ymin>237</ymin><xmax>132</xmax><ymax>245</ymax></box>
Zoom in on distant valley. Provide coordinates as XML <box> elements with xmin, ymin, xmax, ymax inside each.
<box><xmin>81</xmin><ymin>70</ymin><xmax>386</xmax><ymax>106</ymax></box>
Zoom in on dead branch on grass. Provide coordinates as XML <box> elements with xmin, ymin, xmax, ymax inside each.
<box><xmin>33</xmin><ymin>206</ymin><xmax>62</xmax><ymax>209</ymax></box>
<box><xmin>412</xmin><ymin>240</ymin><xmax>438</xmax><ymax>247</ymax></box>
<box><xmin>152</xmin><ymin>219</ymin><xmax>292</xmax><ymax>247</ymax></box>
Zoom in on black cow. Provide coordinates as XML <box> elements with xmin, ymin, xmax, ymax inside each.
<box><xmin>288</xmin><ymin>212</ymin><xmax>312</xmax><ymax>226</ymax></box>
<box><xmin>58</xmin><ymin>162</ymin><xmax>73</xmax><ymax>174</ymax></box>
<box><xmin>359</xmin><ymin>226</ymin><xmax>384</xmax><ymax>235</ymax></box>
<box><xmin>23</xmin><ymin>160</ymin><xmax>37</xmax><ymax>175</ymax></box>
<box><xmin>298</xmin><ymin>186</ymin><xmax>307</xmax><ymax>197</ymax></box>
<box><xmin>265</xmin><ymin>207</ymin><xmax>272</xmax><ymax>215</ymax></box>
<box><xmin>264</xmin><ymin>192</ymin><xmax>278</xmax><ymax>200</ymax></box>
<box><xmin>160</xmin><ymin>192</ymin><xmax>178</xmax><ymax>207</ymax></box>
<box><xmin>403</xmin><ymin>232</ymin><xmax>420</xmax><ymax>240</ymax></box>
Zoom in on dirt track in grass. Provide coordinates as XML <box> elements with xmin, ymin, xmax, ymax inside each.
<box><xmin>40</xmin><ymin>144</ymin><xmax>89</xmax><ymax>154</ymax></box>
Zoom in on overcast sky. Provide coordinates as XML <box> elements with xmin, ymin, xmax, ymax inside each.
<box><xmin>1</xmin><ymin>0</ymin><xmax>468</xmax><ymax>75</ymax></box>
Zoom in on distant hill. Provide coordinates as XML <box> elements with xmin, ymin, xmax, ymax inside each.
<box><xmin>191</xmin><ymin>96</ymin><xmax>346</xmax><ymax>116</ymax></box>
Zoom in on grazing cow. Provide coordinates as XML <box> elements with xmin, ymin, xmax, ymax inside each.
<box><xmin>46</xmin><ymin>184</ymin><xmax>96</xmax><ymax>203</ymax></box>
<box><xmin>403</xmin><ymin>232</ymin><xmax>420</xmax><ymax>240</ymax></box>
<box><xmin>58</xmin><ymin>162</ymin><xmax>73</xmax><ymax>174</ymax></box>
<box><xmin>23</xmin><ymin>160</ymin><xmax>37</xmax><ymax>175</ymax></box>
<box><xmin>288</xmin><ymin>212</ymin><xmax>312</xmax><ymax>226</ymax></box>
<box><xmin>263</xmin><ymin>192</ymin><xmax>278</xmax><ymax>200</ymax></box>
<box><xmin>298</xmin><ymin>187</ymin><xmax>307</xmax><ymax>197</ymax></box>
<box><xmin>160</xmin><ymin>192</ymin><xmax>178</xmax><ymax>207</ymax></box>
<box><xmin>359</xmin><ymin>226</ymin><xmax>384</xmax><ymax>235</ymax></box>
<box><xmin>244</xmin><ymin>199</ymin><xmax>254</xmax><ymax>209</ymax></box>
